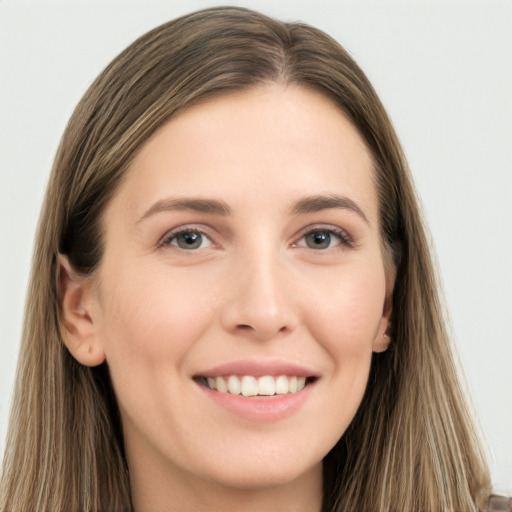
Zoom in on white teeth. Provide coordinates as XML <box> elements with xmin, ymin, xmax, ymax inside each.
<box><xmin>275</xmin><ymin>375</ymin><xmax>289</xmax><ymax>394</ymax></box>
<box><xmin>215</xmin><ymin>376</ymin><xmax>228</xmax><ymax>393</ymax></box>
<box><xmin>227</xmin><ymin>375</ymin><xmax>241</xmax><ymax>395</ymax></box>
<box><xmin>203</xmin><ymin>375</ymin><xmax>311</xmax><ymax>396</ymax></box>
<box><xmin>241</xmin><ymin>376</ymin><xmax>258</xmax><ymax>397</ymax></box>
<box><xmin>257</xmin><ymin>376</ymin><xmax>275</xmax><ymax>396</ymax></box>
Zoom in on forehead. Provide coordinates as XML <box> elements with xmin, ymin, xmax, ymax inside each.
<box><xmin>107</xmin><ymin>84</ymin><xmax>377</xmax><ymax>223</ymax></box>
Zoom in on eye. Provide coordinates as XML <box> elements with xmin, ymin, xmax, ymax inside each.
<box><xmin>294</xmin><ymin>227</ymin><xmax>352</xmax><ymax>250</ymax></box>
<box><xmin>304</xmin><ymin>230</ymin><xmax>337</xmax><ymax>249</ymax></box>
<box><xmin>160</xmin><ymin>228</ymin><xmax>213</xmax><ymax>250</ymax></box>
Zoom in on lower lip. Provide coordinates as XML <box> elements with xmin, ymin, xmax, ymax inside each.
<box><xmin>197</xmin><ymin>381</ymin><xmax>316</xmax><ymax>423</ymax></box>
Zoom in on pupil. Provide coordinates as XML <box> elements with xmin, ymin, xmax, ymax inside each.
<box><xmin>306</xmin><ymin>231</ymin><xmax>330</xmax><ymax>249</ymax></box>
<box><xmin>179</xmin><ymin>232</ymin><xmax>201</xmax><ymax>249</ymax></box>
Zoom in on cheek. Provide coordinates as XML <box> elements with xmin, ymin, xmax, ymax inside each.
<box><xmin>93</xmin><ymin>262</ymin><xmax>224</xmax><ymax>438</ymax></box>
<box><xmin>304</xmin><ymin>267</ymin><xmax>385</xmax><ymax>433</ymax></box>
<box><xmin>301</xmin><ymin>261</ymin><xmax>387</xmax><ymax>357</ymax></box>
<box><xmin>95</xmin><ymin>261</ymin><xmax>220</xmax><ymax>377</ymax></box>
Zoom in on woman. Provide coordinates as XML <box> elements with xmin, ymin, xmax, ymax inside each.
<box><xmin>0</xmin><ymin>6</ymin><xmax>491</xmax><ymax>511</ymax></box>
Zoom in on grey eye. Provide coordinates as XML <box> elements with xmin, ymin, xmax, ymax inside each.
<box><xmin>303</xmin><ymin>230</ymin><xmax>339</xmax><ymax>250</ymax></box>
<box><xmin>170</xmin><ymin>231</ymin><xmax>212</xmax><ymax>250</ymax></box>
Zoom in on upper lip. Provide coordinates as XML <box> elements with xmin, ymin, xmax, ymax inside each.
<box><xmin>194</xmin><ymin>359</ymin><xmax>319</xmax><ymax>378</ymax></box>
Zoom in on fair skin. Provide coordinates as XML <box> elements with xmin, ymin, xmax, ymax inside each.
<box><xmin>60</xmin><ymin>84</ymin><xmax>394</xmax><ymax>512</ymax></box>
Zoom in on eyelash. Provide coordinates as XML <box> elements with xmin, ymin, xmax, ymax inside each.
<box><xmin>158</xmin><ymin>226</ymin><xmax>213</xmax><ymax>250</ymax></box>
<box><xmin>158</xmin><ymin>225</ymin><xmax>354</xmax><ymax>251</ymax></box>
<box><xmin>293</xmin><ymin>225</ymin><xmax>354</xmax><ymax>250</ymax></box>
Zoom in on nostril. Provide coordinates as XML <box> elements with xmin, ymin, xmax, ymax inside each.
<box><xmin>234</xmin><ymin>322</ymin><xmax>289</xmax><ymax>341</ymax></box>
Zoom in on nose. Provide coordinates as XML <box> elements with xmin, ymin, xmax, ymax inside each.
<box><xmin>220</xmin><ymin>250</ymin><xmax>298</xmax><ymax>342</ymax></box>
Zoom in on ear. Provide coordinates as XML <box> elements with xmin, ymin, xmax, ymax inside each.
<box><xmin>372</xmin><ymin>266</ymin><xmax>396</xmax><ymax>354</ymax></box>
<box><xmin>57</xmin><ymin>255</ymin><xmax>105</xmax><ymax>366</ymax></box>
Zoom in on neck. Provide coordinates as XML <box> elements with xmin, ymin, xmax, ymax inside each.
<box><xmin>129</xmin><ymin>453</ymin><xmax>323</xmax><ymax>512</ymax></box>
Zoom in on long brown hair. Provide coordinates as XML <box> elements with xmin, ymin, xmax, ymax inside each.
<box><xmin>0</xmin><ymin>7</ymin><xmax>490</xmax><ymax>511</ymax></box>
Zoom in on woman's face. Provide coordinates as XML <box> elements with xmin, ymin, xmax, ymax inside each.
<box><xmin>84</xmin><ymin>85</ymin><xmax>393</xmax><ymax>493</ymax></box>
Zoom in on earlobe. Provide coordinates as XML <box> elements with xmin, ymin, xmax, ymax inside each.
<box><xmin>372</xmin><ymin>267</ymin><xmax>396</xmax><ymax>354</ymax></box>
<box><xmin>372</xmin><ymin>331</ymin><xmax>392</xmax><ymax>353</ymax></box>
<box><xmin>58</xmin><ymin>255</ymin><xmax>105</xmax><ymax>367</ymax></box>
<box><xmin>372</xmin><ymin>302</ymin><xmax>393</xmax><ymax>353</ymax></box>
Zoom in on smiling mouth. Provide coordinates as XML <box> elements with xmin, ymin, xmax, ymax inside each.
<box><xmin>195</xmin><ymin>375</ymin><xmax>316</xmax><ymax>397</ymax></box>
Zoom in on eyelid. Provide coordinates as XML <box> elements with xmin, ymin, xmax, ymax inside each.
<box><xmin>156</xmin><ymin>223</ymin><xmax>355</xmax><ymax>251</ymax></box>
<box><xmin>158</xmin><ymin>224</ymin><xmax>215</xmax><ymax>249</ymax></box>
<box><xmin>292</xmin><ymin>224</ymin><xmax>355</xmax><ymax>249</ymax></box>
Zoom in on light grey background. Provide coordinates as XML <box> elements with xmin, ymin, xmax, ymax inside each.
<box><xmin>1</xmin><ymin>0</ymin><xmax>511</xmax><ymax>491</ymax></box>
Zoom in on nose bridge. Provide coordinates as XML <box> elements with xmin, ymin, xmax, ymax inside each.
<box><xmin>222</xmin><ymin>241</ymin><xmax>296</xmax><ymax>340</ymax></box>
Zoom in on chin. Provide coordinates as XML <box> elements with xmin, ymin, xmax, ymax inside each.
<box><xmin>198</xmin><ymin>450</ymin><xmax>323</xmax><ymax>492</ymax></box>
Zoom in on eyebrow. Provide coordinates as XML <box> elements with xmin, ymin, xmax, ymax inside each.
<box><xmin>138</xmin><ymin>197</ymin><xmax>231</xmax><ymax>222</ymax></box>
<box><xmin>290</xmin><ymin>194</ymin><xmax>369</xmax><ymax>224</ymax></box>
<box><xmin>137</xmin><ymin>193</ymin><xmax>368</xmax><ymax>224</ymax></box>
